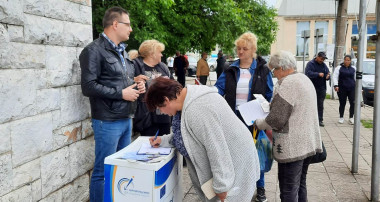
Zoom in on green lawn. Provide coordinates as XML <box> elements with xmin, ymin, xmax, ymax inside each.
<box><xmin>361</xmin><ymin>120</ymin><xmax>373</xmax><ymax>128</ymax></box>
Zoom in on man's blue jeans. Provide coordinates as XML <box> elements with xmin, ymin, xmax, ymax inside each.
<box><xmin>90</xmin><ymin>118</ymin><xmax>132</xmax><ymax>202</ymax></box>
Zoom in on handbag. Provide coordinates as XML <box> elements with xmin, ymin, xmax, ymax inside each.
<box><xmin>133</xmin><ymin>100</ymin><xmax>152</xmax><ymax>132</ymax></box>
<box><xmin>310</xmin><ymin>141</ymin><xmax>327</xmax><ymax>164</ymax></box>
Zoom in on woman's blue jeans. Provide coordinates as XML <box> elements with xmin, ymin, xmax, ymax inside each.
<box><xmin>90</xmin><ymin>118</ymin><xmax>132</xmax><ymax>202</ymax></box>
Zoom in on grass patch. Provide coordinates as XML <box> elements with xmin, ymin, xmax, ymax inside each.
<box><xmin>325</xmin><ymin>94</ymin><xmax>331</xmax><ymax>99</ymax></box>
<box><xmin>361</xmin><ymin>119</ymin><xmax>373</xmax><ymax>128</ymax></box>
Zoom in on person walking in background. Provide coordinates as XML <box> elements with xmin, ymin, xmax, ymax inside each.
<box><xmin>173</xmin><ymin>51</ymin><xmax>188</xmax><ymax>87</ymax></box>
<box><xmin>132</xmin><ymin>39</ymin><xmax>173</xmax><ymax>136</ymax></box>
<box><xmin>255</xmin><ymin>50</ymin><xmax>322</xmax><ymax>202</ymax></box>
<box><xmin>333</xmin><ymin>55</ymin><xmax>356</xmax><ymax>124</ymax></box>
<box><xmin>196</xmin><ymin>52</ymin><xmax>210</xmax><ymax>85</ymax></box>
<box><xmin>128</xmin><ymin>49</ymin><xmax>139</xmax><ymax>60</ymax></box>
<box><xmin>79</xmin><ymin>7</ymin><xmax>147</xmax><ymax>201</ymax></box>
<box><xmin>146</xmin><ymin>77</ymin><xmax>260</xmax><ymax>202</ymax></box>
<box><xmin>215</xmin><ymin>32</ymin><xmax>273</xmax><ymax>202</ymax></box>
<box><xmin>167</xmin><ymin>55</ymin><xmax>174</xmax><ymax>78</ymax></box>
<box><xmin>216</xmin><ymin>50</ymin><xmax>226</xmax><ymax>79</ymax></box>
<box><xmin>305</xmin><ymin>51</ymin><xmax>330</xmax><ymax>127</ymax></box>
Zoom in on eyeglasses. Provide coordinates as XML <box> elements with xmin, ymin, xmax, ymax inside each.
<box><xmin>271</xmin><ymin>68</ymin><xmax>278</xmax><ymax>74</ymax></box>
<box><xmin>118</xmin><ymin>21</ymin><xmax>131</xmax><ymax>28</ymax></box>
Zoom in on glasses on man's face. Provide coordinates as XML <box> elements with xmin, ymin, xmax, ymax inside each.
<box><xmin>118</xmin><ymin>21</ymin><xmax>131</xmax><ymax>28</ymax></box>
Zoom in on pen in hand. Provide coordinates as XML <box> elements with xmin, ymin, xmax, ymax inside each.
<box><xmin>152</xmin><ymin>130</ymin><xmax>160</xmax><ymax>147</ymax></box>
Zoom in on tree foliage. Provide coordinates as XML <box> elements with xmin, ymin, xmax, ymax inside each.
<box><xmin>92</xmin><ymin>0</ymin><xmax>278</xmax><ymax>56</ymax></box>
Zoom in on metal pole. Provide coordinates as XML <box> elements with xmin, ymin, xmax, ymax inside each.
<box><xmin>303</xmin><ymin>37</ymin><xmax>306</xmax><ymax>73</ymax></box>
<box><xmin>352</xmin><ymin>0</ymin><xmax>367</xmax><ymax>174</ymax></box>
<box><xmin>371</xmin><ymin>1</ymin><xmax>380</xmax><ymax>200</ymax></box>
<box><xmin>315</xmin><ymin>29</ymin><xmax>319</xmax><ymax>55</ymax></box>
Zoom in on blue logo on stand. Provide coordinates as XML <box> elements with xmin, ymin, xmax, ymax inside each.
<box><xmin>160</xmin><ymin>185</ymin><xmax>166</xmax><ymax>199</ymax></box>
<box><xmin>117</xmin><ymin>177</ymin><xmax>134</xmax><ymax>195</ymax></box>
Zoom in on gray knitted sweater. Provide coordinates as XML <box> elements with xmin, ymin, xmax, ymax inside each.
<box><xmin>256</xmin><ymin>73</ymin><xmax>322</xmax><ymax>163</ymax></box>
<box><xmin>161</xmin><ymin>85</ymin><xmax>260</xmax><ymax>201</ymax></box>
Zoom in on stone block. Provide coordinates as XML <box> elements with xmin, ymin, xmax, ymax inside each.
<box><xmin>39</xmin><ymin>189</ymin><xmax>62</xmax><ymax>202</ymax></box>
<box><xmin>59</xmin><ymin>85</ymin><xmax>90</xmax><ymax>127</ymax></box>
<box><xmin>80</xmin><ymin>5</ymin><xmax>92</xmax><ymax>25</ymax></box>
<box><xmin>24</xmin><ymin>14</ymin><xmax>65</xmax><ymax>45</ymax></box>
<box><xmin>0</xmin><ymin>42</ymin><xmax>45</xmax><ymax>69</ymax></box>
<box><xmin>45</xmin><ymin>46</ymin><xmax>77</xmax><ymax>87</ymax></box>
<box><xmin>41</xmin><ymin>146</ymin><xmax>70</xmax><ymax>197</ymax></box>
<box><xmin>81</xmin><ymin>118</ymin><xmax>93</xmax><ymax>139</ymax></box>
<box><xmin>0</xmin><ymin>0</ymin><xmax>24</xmax><ymax>25</ymax></box>
<box><xmin>23</xmin><ymin>0</ymin><xmax>47</xmax><ymax>16</ymax></box>
<box><xmin>44</xmin><ymin>0</ymin><xmax>70</xmax><ymax>21</ymax></box>
<box><xmin>53</xmin><ymin>121</ymin><xmax>82</xmax><ymax>150</ymax></box>
<box><xmin>0</xmin><ymin>184</ymin><xmax>31</xmax><ymax>202</ymax></box>
<box><xmin>36</xmin><ymin>88</ymin><xmax>61</xmax><ymax>113</ymax></box>
<box><xmin>69</xmin><ymin>138</ymin><xmax>94</xmax><ymax>181</ymax></box>
<box><xmin>63</xmin><ymin>22</ymin><xmax>92</xmax><ymax>47</ymax></box>
<box><xmin>31</xmin><ymin>179</ymin><xmax>42</xmax><ymax>202</ymax></box>
<box><xmin>11</xmin><ymin>113</ymin><xmax>53</xmax><ymax>167</ymax></box>
<box><xmin>7</xmin><ymin>25</ymin><xmax>24</xmax><ymax>42</ymax></box>
<box><xmin>13</xmin><ymin>158</ymin><xmax>41</xmax><ymax>188</ymax></box>
<box><xmin>71</xmin><ymin>59</ymin><xmax>81</xmax><ymax>85</ymax></box>
<box><xmin>62</xmin><ymin>174</ymin><xmax>90</xmax><ymax>202</ymax></box>
<box><xmin>0</xmin><ymin>23</ymin><xmax>9</xmax><ymax>43</ymax></box>
<box><xmin>0</xmin><ymin>123</ymin><xmax>10</xmax><ymax>154</ymax></box>
<box><xmin>0</xmin><ymin>153</ymin><xmax>13</xmax><ymax>196</ymax></box>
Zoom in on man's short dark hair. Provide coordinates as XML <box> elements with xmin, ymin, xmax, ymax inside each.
<box><xmin>102</xmin><ymin>7</ymin><xmax>129</xmax><ymax>28</ymax></box>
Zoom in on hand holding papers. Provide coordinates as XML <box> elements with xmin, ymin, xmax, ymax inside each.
<box><xmin>138</xmin><ymin>143</ymin><xmax>171</xmax><ymax>155</ymax></box>
<box><xmin>237</xmin><ymin>94</ymin><xmax>270</xmax><ymax>126</ymax></box>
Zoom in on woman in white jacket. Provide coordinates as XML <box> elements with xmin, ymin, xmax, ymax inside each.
<box><xmin>146</xmin><ymin>77</ymin><xmax>260</xmax><ymax>202</ymax></box>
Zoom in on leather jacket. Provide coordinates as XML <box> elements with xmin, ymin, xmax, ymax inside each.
<box><xmin>79</xmin><ymin>35</ymin><xmax>137</xmax><ymax>120</ymax></box>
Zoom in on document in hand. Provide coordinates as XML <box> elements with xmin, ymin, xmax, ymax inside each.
<box><xmin>237</xmin><ymin>99</ymin><xmax>269</xmax><ymax>126</ymax></box>
<box><xmin>137</xmin><ymin>143</ymin><xmax>171</xmax><ymax>155</ymax></box>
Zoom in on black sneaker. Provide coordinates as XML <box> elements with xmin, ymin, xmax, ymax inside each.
<box><xmin>256</xmin><ymin>187</ymin><xmax>267</xmax><ymax>202</ymax></box>
<box><xmin>319</xmin><ymin>121</ymin><xmax>325</xmax><ymax>127</ymax></box>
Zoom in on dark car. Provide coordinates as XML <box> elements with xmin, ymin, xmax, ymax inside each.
<box><xmin>186</xmin><ymin>56</ymin><xmax>197</xmax><ymax>77</ymax></box>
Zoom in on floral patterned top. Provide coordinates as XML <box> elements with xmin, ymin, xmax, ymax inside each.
<box><xmin>170</xmin><ymin>111</ymin><xmax>189</xmax><ymax>157</ymax></box>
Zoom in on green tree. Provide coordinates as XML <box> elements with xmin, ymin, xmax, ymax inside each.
<box><xmin>92</xmin><ymin>0</ymin><xmax>277</xmax><ymax>56</ymax></box>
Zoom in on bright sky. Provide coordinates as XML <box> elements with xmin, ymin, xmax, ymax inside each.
<box><xmin>265</xmin><ymin>0</ymin><xmax>276</xmax><ymax>7</ymax></box>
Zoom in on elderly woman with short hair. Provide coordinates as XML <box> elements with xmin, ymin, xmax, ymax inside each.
<box><xmin>254</xmin><ymin>50</ymin><xmax>322</xmax><ymax>202</ymax></box>
<box><xmin>133</xmin><ymin>39</ymin><xmax>173</xmax><ymax>136</ymax></box>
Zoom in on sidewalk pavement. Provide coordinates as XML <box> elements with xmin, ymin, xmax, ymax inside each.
<box><xmin>181</xmin><ymin>76</ymin><xmax>378</xmax><ymax>201</ymax></box>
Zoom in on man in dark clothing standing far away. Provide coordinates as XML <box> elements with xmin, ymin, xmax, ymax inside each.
<box><xmin>79</xmin><ymin>7</ymin><xmax>147</xmax><ymax>201</ymax></box>
<box><xmin>216</xmin><ymin>50</ymin><xmax>226</xmax><ymax>79</ymax></box>
<box><xmin>173</xmin><ymin>51</ymin><xmax>188</xmax><ymax>87</ymax></box>
<box><xmin>305</xmin><ymin>51</ymin><xmax>330</xmax><ymax>127</ymax></box>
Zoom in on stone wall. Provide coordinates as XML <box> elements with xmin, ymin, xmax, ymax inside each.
<box><xmin>0</xmin><ymin>0</ymin><xmax>94</xmax><ymax>201</ymax></box>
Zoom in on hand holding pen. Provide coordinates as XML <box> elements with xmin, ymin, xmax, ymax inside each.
<box><xmin>149</xmin><ymin>130</ymin><xmax>161</xmax><ymax>148</ymax></box>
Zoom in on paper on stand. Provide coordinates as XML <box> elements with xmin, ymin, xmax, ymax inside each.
<box><xmin>237</xmin><ymin>99</ymin><xmax>269</xmax><ymax>126</ymax></box>
<box><xmin>137</xmin><ymin>143</ymin><xmax>171</xmax><ymax>155</ymax></box>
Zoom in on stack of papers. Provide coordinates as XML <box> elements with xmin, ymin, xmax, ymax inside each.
<box><xmin>237</xmin><ymin>94</ymin><xmax>270</xmax><ymax>126</ymax></box>
<box><xmin>137</xmin><ymin>143</ymin><xmax>171</xmax><ymax>155</ymax></box>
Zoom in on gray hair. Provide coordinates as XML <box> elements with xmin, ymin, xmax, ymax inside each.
<box><xmin>268</xmin><ymin>50</ymin><xmax>296</xmax><ymax>71</ymax></box>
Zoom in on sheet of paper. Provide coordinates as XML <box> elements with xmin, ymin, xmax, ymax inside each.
<box><xmin>237</xmin><ymin>100</ymin><xmax>269</xmax><ymax>126</ymax></box>
<box><xmin>137</xmin><ymin>143</ymin><xmax>171</xmax><ymax>155</ymax></box>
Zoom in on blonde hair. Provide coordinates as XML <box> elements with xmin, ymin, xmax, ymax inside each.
<box><xmin>128</xmin><ymin>49</ymin><xmax>139</xmax><ymax>60</ymax></box>
<box><xmin>234</xmin><ymin>32</ymin><xmax>258</xmax><ymax>58</ymax></box>
<box><xmin>138</xmin><ymin>39</ymin><xmax>165</xmax><ymax>58</ymax></box>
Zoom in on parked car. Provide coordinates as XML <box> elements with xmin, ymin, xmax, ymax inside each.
<box><xmin>351</xmin><ymin>59</ymin><xmax>375</xmax><ymax>106</ymax></box>
<box><xmin>207</xmin><ymin>57</ymin><xmax>217</xmax><ymax>71</ymax></box>
<box><xmin>186</xmin><ymin>56</ymin><xmax>197</xmax><ymax>77</ymax></box>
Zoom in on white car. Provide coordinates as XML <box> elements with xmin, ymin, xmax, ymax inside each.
<box><xmin>207</xmin><ymin>57</ymin><xmax>217</xmax><ymax>71</ymax></box>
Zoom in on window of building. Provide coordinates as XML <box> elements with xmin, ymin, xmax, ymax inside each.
<box><xmin>296</xmin><ymin>21</ymin><xmax>310</xmax><ymax>56</ymax></box>
<box><xmin>315</xmin><ymin>21</ymin><xmax>329</xmax><ymax>54</ymax></box>
<box><xmin>352</xmin><ymin>22</ymin><xmax>376</xmax><ymax>58</ymax></box>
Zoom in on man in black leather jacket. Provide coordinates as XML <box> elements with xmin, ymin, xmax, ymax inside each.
<box><xmin>79</xmin><ymin>7</ymin><xmax>147</xmax><ymax>202</ymax></box>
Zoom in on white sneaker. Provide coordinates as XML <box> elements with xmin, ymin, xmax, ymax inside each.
<box><xmin>349</xmin><ymin>118</ymin><xmax>354</xmax><ymax>125</ymax></box>
<box><xmin>338</xmin><ymin>118</ymin><xmax>344</xmax><ymax>124</ymax></box>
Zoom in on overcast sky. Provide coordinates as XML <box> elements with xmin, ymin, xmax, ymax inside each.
<box><xmin>265</xmin><ymin>0</ymin><xmax>276</xmax><ymax>7</ymax></box>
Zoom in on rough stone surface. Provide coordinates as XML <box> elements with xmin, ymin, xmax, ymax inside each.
<box><xmin>0</xmin><ymin>184</ymin><xmax>31</xmax><ymax>202</ymax></box>
<box><xmin>0</xmin><ymin>153</ymin><xmax>13</xmax><ymax>196</ymax></box>
<box><xmin>24</xmin><ymin>14</ymin><xmax>65</xmax><ymax>45</ymax></box>
<box><xmin>0</xmin><ymin>0</ymin><xmax>24</xmax><ymax>25</ymax></box>
<box><xmin>59</xmin><ymin>85</ymin><xmax>90</xmax><ymax>128</ymax></box>
<box><xmin>32</xmin><ymin>179</ymin><xmax>42</xmax><ymax>202</ymax></box>
<box><xmin>52</xmin><ymin>121</ymin><xmax>82</xmax><ymax>150</ymax></box>
<box><xmin>39</xmin><ymin>189</ymin><xmax>62</xmax><ymax>202</ymax></box>
<box><xmin>62</xmin><ymin>174</ymin><xmax>90</xmax><ymax>202</ymax></box>
<box><xmin>11</xmin><ymin>113</ymin><xmax>53</xmax><ymax>167</ymax></box>
<box><xmin>0</xmin><ymin>43</ymin><xmax>45</xmax><ymax>69</ymax></box>
<box><xmin>23</xmin><ymin>0</ymin><xmax>47</xmax><ymax>16</ymax></box>
<box><xmin>41</xmin><ymin>146</ymin><xmax>70</xmax><ymax>197</ymax></box>
<box><xmin>0</xmin><ymin>123</ymin><xmax>10</xmax><ymax>154</ymax></box>
<box><xmin>7</xmin><ymin>25</ymin><xmax>24</xmax><ymax>42</ymax></box>
<box><xmin>81</xmin><ymin>118</ymin><xmax>93</xmax><ymax>139</ymax></box>
<box><xmin>63</xmin><ymin>22</ymin><xmax>92</xmax><ymax>47</ymax></box>
<box><xmin>67</xmin><ymin>0</ymin><xmax>91</xmax><ymax>6</ymax></box>
<box><xmin>0</xmin><ymin>23</ymin><xmax>9</xmax><ymax>43</ymax></box>
<box><xmin>80</xmin><ymin>5</ymin><xmax>92</xmax><ymax>25</ymax></box>
<box><xmin>46</xmin><ymin>46</ymin><xmax>77</xmax><ymax>87</ymax></box>
<box><xmin>69</xmin><ymin>138</ymin><xmax>94</xmax><ymax>181</ymax></box>
<box><xmin>13</xmin><ymin>158</ymin><xmax>41</xmax><ymax>189</ymax></box>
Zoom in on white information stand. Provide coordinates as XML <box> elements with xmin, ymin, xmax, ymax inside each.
<box><xmin>104</xmin><ymin>136</ymin><xmax>183</xmax><ymax>202</ymax></box>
